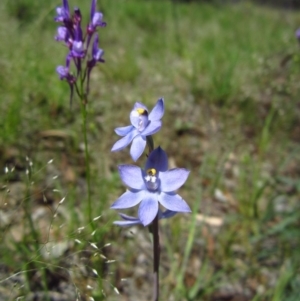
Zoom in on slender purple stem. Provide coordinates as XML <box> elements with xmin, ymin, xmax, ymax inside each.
<box><xmin>152</xmin><ymin>214</ymin><xmax>160</xmax><ymax>301</ymax></box>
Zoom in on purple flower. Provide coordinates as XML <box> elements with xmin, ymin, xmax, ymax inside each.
<box><xmin>56</xmin><ymin>66</ymin><xmax>75</xmax><ymax>83</ymax></box>
<box><xmin>71</xmin><ymin>25</ymin><xmax>85</xmax><ymax>58</ymax></box>
<box><xmin>89</xmin><ymin>34</ymin><xmax>105</xmax><ymax>66</ymax></box>
<box><xmin>87</xmin><ymin>0</ymin><xmax>106</xmax><ymax>34</ymax></box>
<box><xmin>114</xmin><ymin>210</ymin><xmax>177</xmax><ymax>227</ymax></box>
<box><xmin>111</xmin><ymin>98</ymin><xmax>164</xmax><ymax>161</ymax></box>
<box><xmin>55</xmin><ymin>26</ymin><xmax>70</xmax><ymax>44</ymax></box>
<box><xmin>86</xmin><ymin>34</ymin><xmax>104</xmax><ymax>93</ymax></box>
<box><xmin>111</xmin><ymin>147</ymin><xmax>191</xmax><ymax>226</ymax></box>
<box><xmin>54</xmin><ymin>0</ymin><xmax>70</xmax><ymax>23</ymax></box>
<box><xmin>296</xmin><ymin>28</ymin><xmax>300</xmax><ymax>41</ymax></box>
<box><xmin>56</xmin><ymin>56</ymin><xmax>76</xmax><ymax>105</ymax></box>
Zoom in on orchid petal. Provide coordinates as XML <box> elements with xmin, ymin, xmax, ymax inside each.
<box><xmin>133</xmin><ymin>102</ymin><xmax>148</xmax><ymax>111</ymax></box>
<box><xmin>158</xmin><ymin>192</ymin><xmax>191</xmax><ymax>213</ymax></box>
<box><xmin>138</xmin><ymin>198</ymin><xmax>159</xmax><ymax>226</ymax></box>
<box><xmin>115</xmin><ymin>125</ymin><xmax>134</xmax><ymax>136</ymax></box>
<box><xmin>113</xmin><ymin>213</ymin><xmax>142</xmax><ymax>226</ymax></box>
<box><xmin>159</xmin><ymin>209</ymin><xmax>177</xmax><ymax>219</ymax></box>
<box><xmin>142</xmin><ymin>120</ymin><xmax>162</xmax><ymax>136</ymax></box>
<box><xmin>111</xmin><ymin>190</ymin><xmax>144</xmax><ymax>209</ymax></box>
<box><xmin>160</xmin><ymin>169</ymin><xmax>190</xmax><ymax>192</ymax></box>
<box><xmin>130</xmin><ymin>135</ymin><xmax>146</xmax><ymax>161</ymax></box>
<box><xmin>113</xmin><ymin>209</ymin><xmax>176</xmax><ymax>227</ymax></box>
<box><xmin>149</xmin><ymin>98</ymin><xmax>164</xmax><ymax>121</ymax></box>
<box><xmin>113</xmin><ymin>220</ymin><xmax>141</xmax><ymax>227</ymax></box>
<box><xmin>111</xmin><ymin>129</ymin><xmax>137</xmax><ymax>152</ymax></box>
<box><xmin>119</xmin><ymin>213</ymin><xmax>141</xmax><ymax>221</ymax></box>
<box><xmin>145</xmin><ymin>147</ymin><xmax>168</xmax><ymax>172</ymax></box>
<box><xmin>118</xmin><ymin>165</ymin><xmax>145</xmax><ymax>189</ymax></box>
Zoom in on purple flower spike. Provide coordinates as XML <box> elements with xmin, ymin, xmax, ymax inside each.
<box><xmin>111</xmin><ymin>98</ymin><xmax>165</xmax><ymax>161</ymax></box>
<box><xmin>114</xmin><ymin>210</ymin><xmax>177</xmax><ymax>227</ymax></box>
<box><xmin>88</xmin><ymin>0</ymin><xmax>106</xmax><ymax>34</ymax></box>
<box><xmin>54</xmin><ymin>0</ymin><xmax>70</xmax><ymax>23</ymax></box>
<box><xmin>111</xmin><ymin>147</ymin><xmax>191</xmax><ymax>226</ymax></box>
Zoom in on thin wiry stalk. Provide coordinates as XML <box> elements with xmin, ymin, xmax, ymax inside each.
<box><xmin>152</xmin><ymin>214</ymin><xmax>160</xmax><ymax>301</ymax></box>
<box><xmin>79</xmin><ymin>76</ymin><xmax>95</xmax><ymax>231</ymax></box>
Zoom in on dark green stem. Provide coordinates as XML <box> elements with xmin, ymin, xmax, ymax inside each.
<box><xmin>79</xmin><ymin>82</ymin><xmax>94</xmax><ymax>230</ymax></box>
<box><xmin>146</xmin><ymin>135</ymin><xmax>154</xmax><ymax>154</ymax></box>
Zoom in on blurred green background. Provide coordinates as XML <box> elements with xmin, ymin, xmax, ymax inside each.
<box><xmin>1</xmin><ymin>0</ymin><xmax>300</xmax><ymax>300</ymax></box>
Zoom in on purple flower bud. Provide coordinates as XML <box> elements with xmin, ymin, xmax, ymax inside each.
<box><xmin>56</xmin><ymin>65</ymin><xmax>76</xmax><ymax>83</ymax></box>
<box><xmin>85</xmin><ymin>34</ymin><xmax>104</xmax><ymax>95</ymax></box>
<box><xmin>89</xmin><ymin>34</ymin><xmax>104</xmax><ymax>66</ymax></box>
<box><xmin>54</xmin><ymin>0</ymin><xmax>70</xmax><ymax>23</ymax></box>
<box><xmin>74</xmin><ymin>7</ymin><xmax>82</xmax><ymax>24</ymax></box>
<box><xmin>56</xmin><ymin>56</ymin><xmax>76</xmax><ymax>105</ymax></box>
<box><xmin>87</xmin><ymin>0</ymin><xmax>106</xmax><ymax>34</ymax></box>
<box><xmin>55</xmin><ymin>26</ymin><xmax>70</xmax><ymax>44</ymax></box>
<box><xmin>56</xmin><ymin>56</ymin><xmax>75</xmax><ymax>82</ymax></box>
<box><xmin>56</xmin><ymin>65</ymin><xmax>69</xmax><ymax>79</ymax></box>
<box><xmin>91</xmin><ymin>12</ymin><xmax>106</xmax><ymax>28</ymax></box>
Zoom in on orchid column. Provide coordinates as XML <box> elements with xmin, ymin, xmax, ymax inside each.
<box><xmin>54</xmin><ymin>0</ymin><xmax>105</xmax><ymax>228</ymax></box>
<box><xmin>111</xmin><ymin>98</ymin><xmax>191</xmax><ymax>301</ymax></box>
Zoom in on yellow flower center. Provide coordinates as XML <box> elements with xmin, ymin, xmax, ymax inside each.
<box><xmin>136</xmin><ymin>108</ymin><xmax>146</xmax><ymax>115</ymax></box>
<box><xmin>147</xmin><ymin>168</ymin><xmax>156</xmax><ymax>176</ymax></box>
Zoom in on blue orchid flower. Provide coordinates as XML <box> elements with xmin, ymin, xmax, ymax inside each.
<box><xmin>111</xmin><ymin>98</ymin><xmax>164</xmax><ymax>161</ymax></box>
<box><xmin>111</xmin><ymin>147</ymin><xmax>191</xmax><ymax>226</ymax></box>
